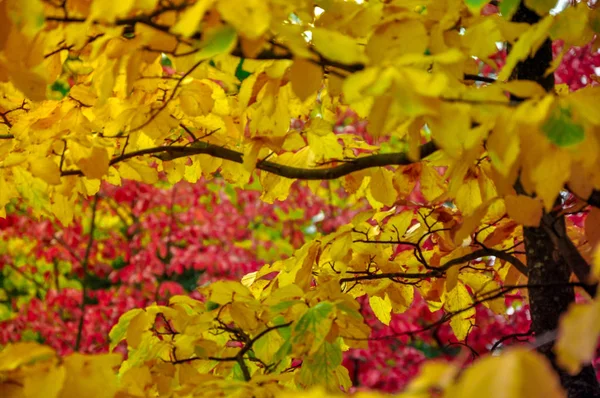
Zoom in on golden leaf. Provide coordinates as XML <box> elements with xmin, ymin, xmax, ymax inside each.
<box><xmin>555</xmin><ymin>299</ymin><xmax>600</xmax><ymax>375</ymax></box>
<box><xmin>447</xmin><ymin>349</ymin><xmax>565</xmax><ymax>398</ymax></box>
<box><xmin>217</xmin><ymin>0</ymin><xmax>270</xmax><ymax>39</ymax></box>
<box><xmin>30</xmin><ymin>158</ymin><xmax>61</xmax><ymax>185</ymax></box>
<box><xmin>289</xmin><ymin>58</ymin><xmax>323</xmax><ymax>101</ymax></box>
<box><xmin>444</xmin><ymin>281</ymin><xmax>474</xmax><ymax>340</ymax></box>
<box><xmin>78</xmin><ymin>147</ymin><xmax>110</xmax><ymax>180</ymax></box>
<box><xmin>311</xmin><ymin>28</ymin><xmax>367</xmax><ymax>65</ymax></box>
<box><xmin>369</xmin><ymin>168</ymin><xmax>397</xmax><ymax>207</ymax></box>
<box><xmin>369</xmin><ymin>295</ymin><xmax>392</xmax><ymax>326</ymax></box>
<box><xmin>505</xmin><ymin>195</ymin><xmax>543</xmax><ymax>227</ymax></box>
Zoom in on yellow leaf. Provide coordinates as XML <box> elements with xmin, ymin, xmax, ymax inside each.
<box><xmin>444</xmin><ymin>281</ymin><xmax>474</xmax><ymax>340</ymax></box>
<box><xmin>568</xmin><ymin>86</ymin><xmax>600</xmax><ymax>125</ymax></box>
<box><xmin>171</xmin><ymin>0</ymin><xmax>215</xmax><ymax>37</ymax></box>
<box><xmin>592</xmin><ymin>245</ymin><xmax>600</xmax><ymax>281</ymax></box>
<box><xmin>311</xmin><ymin>28</ymin><xmax>367</xmax><ymax>65</ymax></box>
<box><xmin>555</xmin><ymin>299</ymin><xmax>600</xmax><ymax>375</ymax></box>
<box><xmin>307</xmin><ymin>118</ymin><xmax>332</xmax><ymax>137</ymax></box>
<box><xmin>367</xmin><ymin>94</ymin><xmax>393</xmax><ymax>138</ymax></box>
<box><xmin>463</xmin><ymin>19</ymin><xmax>502</xmax><ymax>64</ymax></box>
<box><xmin>459</xmin><ymin>273</ymin><xmax>504</xmax><ymax>314</ymax></box>
<box><xmin>328</xmin><ymin>227</ymin><xmax>352</xmax><ymax>262</ymax></box>
<box><xmin>179</xmin><ymin>81</ymin><xmax>214</xmax><ymax>116</ymax></box>
<box><xmin>24</xmin><ymin>360</ymin><xmax>66</xmax><ymax>398</ymax></box>
<box><xmin>289</xmin><ymin>58</ymin><xmax>323</xmax><ymax>101</ymax></box>
<box><xmin>420</xmin><ymin>165</ymin><xmax>446</xmax><ymax>202</ymax></box>
<box><xmin>387</xmin><ymin>283</ymin><xmax>414</xmax><ymax>314</ymax></box>
<box><xmin>446</xmin><ymin>263</ymin><xmax>459</xmax><ymax>292</ymax></box>
<box><xmin>487</xmin><ymin>113</ymin><xmax>520</xmax><ymax>176</ymax></box>
<box><xmin>125</xmin><ymin>51</ymin><xmax>143</xmax><ymax>96</ymax></box>
<box><xmin>307</xmin><ymin>132</ymin><xmax>343</xmax><ymax>161</ymax></box>
<box><xmin>10</xmin><ymin>68</ymin><xmax>48</xmax><ymax>101</ymax></box>
<box><xmin>209</xmin><ymin>281</ymin><xmax>254</xmax><ymax>305</ymax></box>
<box><xmin>230</xmin><ymin>302</ymin><xmax>259</xmax><ymax>330</ymax></box>
<box><xmin>447</xmin><ymin>348</ymin><xmax>565</xmax><ymax>398</ymax></box>
<box><xmin>454</xmin><ymin>177</ymin><xmax>483</xmax><ymax>216</ymax></box>
<box><xmin>369</xmin><ymin>168</ymin><xmax>397</xmax><ymax>207</ymax></box>
<box><xmin>118</xmin><ymin>160</ymin><xmax>158</xmax><ymax>184</ymax></box>
<box><xmin>89</xmin><ymin>0</ymin><xmax>135</xmax><ymax>22</ymax></box>
<box><xmin>505</xmin><ymin>195</ymin><xmax>543</xmax><ymax>227</ymax></box>
<box><xmin>0</xmin><ymin>342</ymin><xmax>55</xmax><ymax>372</ymax></box>
<box><xmin>530</xmin><ymin>148</ymin><xmax>570</xmax><ymax>211</ymax></box>
<box><xmin>78</xmin><ymin>147</ymin><xmax>110</xmax><ymax>180</ymax></box>
<box><xmin>382</xmin><ymin>212</ymin><xmax>413</xmax><ymax>239</ymax></box>
<box><xmin>369</xmin><ymin>295</ymin><xmax>392</xmax><ymax>326</ymax></box>
<box><xmin>69</xmin><ymin>85</ymin><xmax>98</xmax><ymax>107</ymax></box>
<box><xmin>30</xmin><ymin>158</ymin><xmax>61</xmax><ymax>185</ymax></box>
<box><xmin>366</xmin><ymin>20</ymin><xmax>428</xmax><ymax>63</ymax></box>
<box><xmin>60</xmin><ymin>353</ymin><xmax>122</xmax><ymax>398</ymax></box>
<box><xmin>126</xmin><ymin>311</ymin><xmax>152</xmax><ymax>349</ymax></box>
<box><xmin>260</xmin><ymin>149</ymin><xmax>313</xmax><ymax>203</ymax></box>
<box><xmin>405</xmin><ymin>362</ymin><xmax>459</xmax><ymax>396</ymax></box>
<box><xmin>453</xmin><ymin>200</ymin><xmax>495</xmax><ymax>245</ymax></box>
<box><xmin>428</xmin><ymin>103</ymin><xmax>471</xmax><ymax>156</ymax></box>
<box><xmin>163</xmin><ymin>160</ymin><xmax>185</xmax><ymax>184</ymax></box>
<box><xmin>0</xmin><ymin>173</ymin><xmax>18</xmax><ymax>218</ymax></box>
<box><xmin>5</xmin><ymin>0</ymin><xmax>45</xmax><ymax>38</ymax></box>
<box><xmin>525</xmin><ymin>0</ymin><xmax>558</xmax><ymax>16</ymax></box>
<box><xmin>217</xmin><ymin>0</ymin><xmax>270</xmax><ymax>39</ymax></box>
<box><xmin>51</xmin><ymin>193</ymin><xmax>74</xmax><ymax>226</ymax></box>
<box><xmin>498</xmin><ymin>16</ymin><xmax>554</xmax><ymax>81</ymax></box>
<box><xmin>500</xmin><ymin>80</ymin><xmax>547</xmax><ymax>98</ymax></box>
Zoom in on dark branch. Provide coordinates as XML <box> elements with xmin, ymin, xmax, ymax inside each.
<box><xmin>339</xmin><ymin>246</ymin><xmax>527</xmax><ymax>285</ymax></box>
<box><xmin>463</xmin><ymin>74</ymin><xmax>496</xmax><ymax>83</ymax></box>
<box><xmin>61</xmin><ymin>140</ymin><xmax>439</xmax><ymax>180</ymax></box>
<box><xmin>45</xmin><ymin>2</ymin><xmax>192</xmax><ymax>34</ymax></box>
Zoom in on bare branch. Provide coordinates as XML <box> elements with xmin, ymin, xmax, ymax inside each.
<box><xmin>61</xmin><ymin>140</ymin><xmax>439</xmax><ymax>181</ymax></box>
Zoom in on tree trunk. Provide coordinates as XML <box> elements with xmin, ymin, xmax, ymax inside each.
<box><xmin>512</xmin><ymin>4</ymin><xmax>600</xmax><ymax>397</ymax></box>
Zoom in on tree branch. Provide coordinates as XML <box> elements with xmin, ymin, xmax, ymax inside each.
<box><xmin>45</xmin><ymin>2</ymin><xmax>192</xmax><ymax>33</ymax></box>
<box><xmin>339</xmin><ymin>246</ymin><xmax>527</xmax><ymax>285</ymax></box>
<box><xmin>342</xmin><ymin>282</ymin><xmax>586</xmax><ymax>342</ymax></box>
<box><xmin>167</xmin><ymin>321</ymin><xmax>292</xmax><ymax>381</ymax></box>
<box><xmin>61</xmin><ymin>140</ymin><xmax>439</xmax><ymax>180</ymax></box>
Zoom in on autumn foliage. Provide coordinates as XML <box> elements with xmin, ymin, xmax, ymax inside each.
<box><xmin>1</xmin><ymin>0</ymin><xmax>600</xmax><ymax>397</ymax></box>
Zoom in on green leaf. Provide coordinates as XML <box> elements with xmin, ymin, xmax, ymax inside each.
<box><xmin>298</xmin><ymin>340</ymin><xmax>343</xmax><ymax>390</ymax></box>
<box><xmin>160</xmin><ymin>53</ymin><xmax>173</xmax><ymax>67</ymax></box>
<box><xmin>232</xmin><ymin>362</ymin><xmax>246</xmax><ymax>381</ymax></box>
<box><xmin>524</xmin><ymin>0</ymin><xmax>556</xmax><ymax>16</ymax></box>
<box><xmin>235</xmin><ymin>58</ymin><xmax>252</xmax><ymax>83</ymax></box>
<box><xmin>270</xmin><ymin>300</ymin><xmax>303</xmax><ymax>314</ymax></box>
<box><xmin>500</xmin><ymin>0</ymin><xmax>520</xmax><ymax>19</ymax></box>
<box><xmin>292</xmin><ymin>302</ymin><xmax>334</xmax><ymax>355</ymax></box>
<box><xmin>463</xmin><ymin>0</ymin><xmax>489</xmax><ymax>13</ymax></box>
<box><xmin>195</xmin><ymin>25</ymin><xmax>237</xmax><ymax>60</ymax></box>
<box><xmin>111</xmin><ymin>255</ymin><xmax>127</xmax><ymax>270</ymax></box>
<box><xmin>49</xmin><ymin>80</ymin><xmax>70</xmax><ymax>100</ymax></box>
<box><xmin>205</xmin><ymin>301</ymin><xmax>220</xmax><ymax>311</ymax></box>
<box><xmin>542</xmin><ymin>106</ymin><xmax>585</xmax><ymax>147</ymax></box>
<box><xmin>293</xmin><ymin>301</ymin><xmax>334</xmax><ymax>336</ymax></box>
<box><xmin>108</xmin><ymin>308</ymin><xmax>144</xmax><ymax>351</ymax></box>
